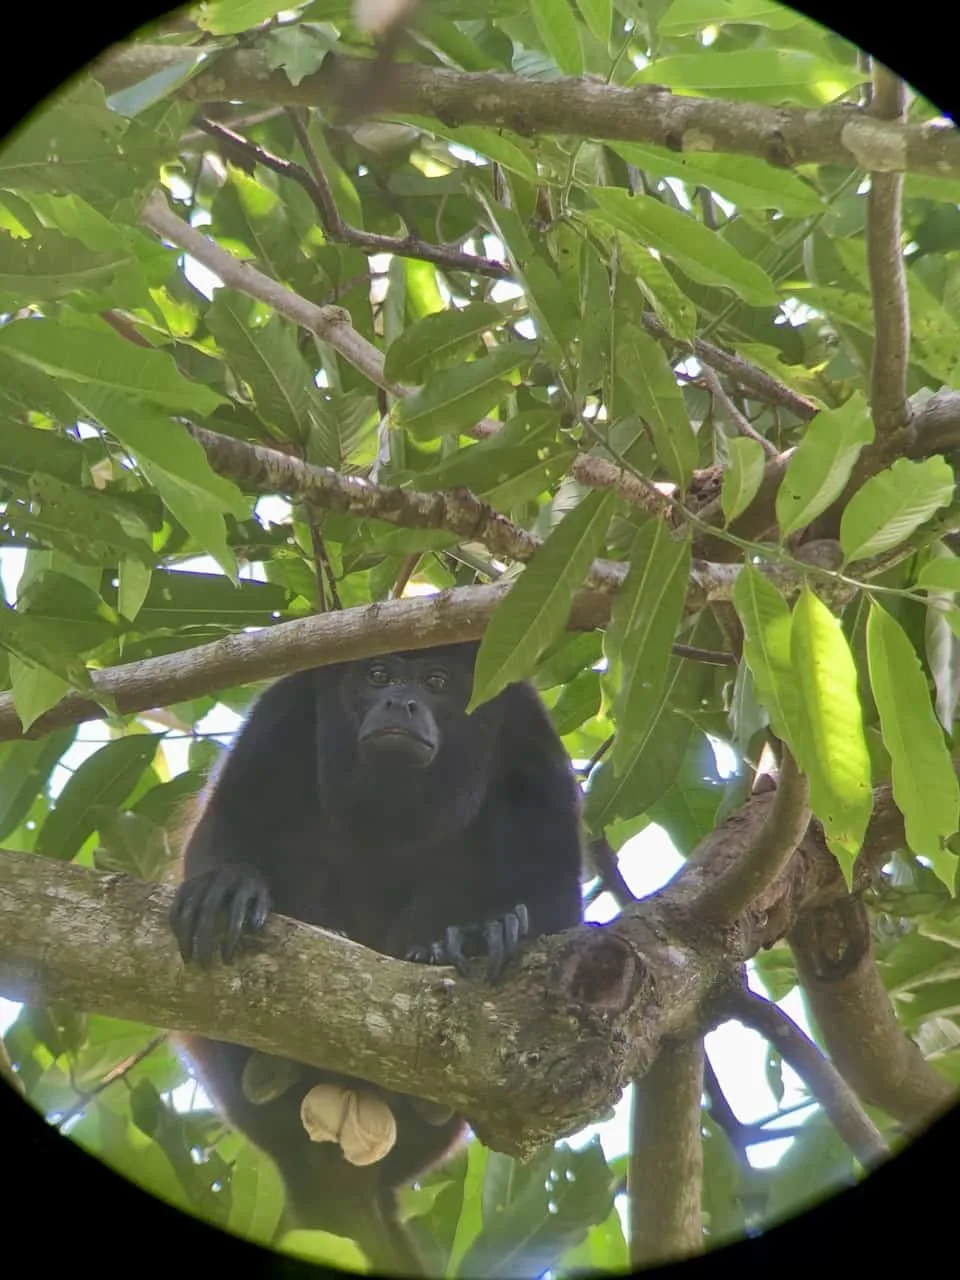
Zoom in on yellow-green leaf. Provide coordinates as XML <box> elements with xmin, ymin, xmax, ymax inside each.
<box><xmin>776</xmin><ymin>394</ymin><xmax>873</xmax><ymax>538</ymax></box>
<box><xmin>792</xmin><ymin>589</ymin><xmax>872</xmax><ymax>874</ymax></box>
<box><xmin>722</xmin><ymin>437</ymin><xmax>767</xmax><ymax>525</ymax></box>
<box><xmin>840</xmin><ymin>456</ymin><xmax>955</xmax><ymax>564</ymax></box>
<box><xmin>867</xmin><ymin>602</ymin><xmax>960</xmax><ymax>889</ymax></box>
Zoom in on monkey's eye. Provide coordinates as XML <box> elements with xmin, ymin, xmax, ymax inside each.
<box><xmin>367</xmin><ymin>664</ymin><xmax>391</xmax><ymax>687</ymax></box>
<box><xmin>425</xmin><ymin>669</ymin><xmax>449</xmax><ymax>692</ymax></box>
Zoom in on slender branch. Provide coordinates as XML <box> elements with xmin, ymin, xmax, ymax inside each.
<box><xmin>701</xmin><ymin>365</ymin><xmax>779</xmax><ymax>457</ymax></box>
<box><xmin>588</xmin><ymin>836</ymin><xmax>636</xmax><ymax>909</ymax></box>
<box><xmin>867</xmin><ymin>66</ymin><xmax>911</xmax><ymax>439</ymax></box>
<box><xmin>92</xmin><ymin>46</ymin><xmax>960</xmax><ymax>180</ymax></box>
<box><xmin>56</xmin><ymin>1034</ymin><xmax>167</xmax><ymax>1129</ymax></box>
<box><xmin>629</xmin><ymin>1034</ymin><xmax>705</xmax><ymax>1267</ymax></box>
<box><xmin>193</xmin><ymin>113</ymin><xmax>509</xmax><ymax>280</ymax></box>
<box><xmin>693</xmin><ymin>750</ymin><xmax>810</xmax><ymax>924</ymax></box>
<box><xmin>671</xmin><ymin>643</ymin><xmax>737</xmax><ymax>667</ymax></box>
<box><xmin>140</xmin><ymin>189</ymin><xmax>401</xmax><ymax>396</ymax></box>
<box><xmin>729</xmin><ymin>988</ymin><xmax>889</xmax><ymax>1169</ymax></box>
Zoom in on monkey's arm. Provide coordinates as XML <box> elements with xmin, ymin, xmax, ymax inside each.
<box><xmin>171</xmin><ymin>672</ymin><xmax>320</xmax><ymax>967</ymax></box>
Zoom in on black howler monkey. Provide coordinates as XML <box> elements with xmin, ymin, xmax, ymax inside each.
<box><xmin>170</xmin><ymin>641</ymin><xmax>583</xmax><ymax>1274</ymax></box>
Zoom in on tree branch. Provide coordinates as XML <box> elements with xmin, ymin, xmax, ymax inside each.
<box><xmin>867</xmin><ymin>65</ymin><xmax>911</xmax><ymax>439</ymax></box>
<box><xmin>729</xmin><ymin>988</ymin><xmax>889</xmax><ymax>1169</ymax></box>
<box><xmin>691</xmin><ymin>750</ymin><xmax>811</xmax><ymax>925</ymax></box>
<box><xmin>700</xmin><ymin>365</ymin><xmax>779</xmax><ymax>457</ymax></box>
<box><xmin>193</xmin><ymin>113</ymin><xmax>509</xmax><ymax>280</ymax></box>
<box><xmin>629</xmin><ymin>1034</ymin><xmax>705</xmax><ymax>1267</ymax></box>
<box><xmin>92</xmin><ymin>47</ymin><xmax>960</xmax><ymax>179</ymax></box>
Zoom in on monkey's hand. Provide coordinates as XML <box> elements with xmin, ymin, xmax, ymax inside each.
<box><xmin>405</xmin><ymin>904</ymin><xmax>530</xmax><ymax>982</ymax></box>
<box><xmin>170</xmin><ymin>865</ymin><xmax>272</xmax><ymax>967</ymax></box>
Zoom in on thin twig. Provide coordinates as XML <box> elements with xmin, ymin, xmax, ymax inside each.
<box><xmin>701</xmin><ymin>365</ymin><xmax>779</xmax><ymax>457</ymax></box>
<box><xmin>730</xmin><ymin>988</ymin><xmax>888</xmax><ymax>1169</ymax></box>
<box><xmin>193</xmin><ymin>113</ymin><xmax>509</xmax><ymax>280</ymax></box>
<box><xmin>56</xmin><ymin>1033</ymin><xmax>168</xmax><ymax>1129</ymax></box>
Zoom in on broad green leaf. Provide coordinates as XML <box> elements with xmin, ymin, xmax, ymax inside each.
<box><xmin>0</xmin><ymin>602</ymin><xmax>96</xmax><ymax>707</ymax></box>
<box><xmin>584</xmin><ymin>188</ymin><xmax>778</xmax><ymax>306</ymax></box>
<box><xmin>25</xmin><ymin>473</ymin><xmax>154</xmax><ymax>564</ymax></box>
<box><xmin>36</xmin><ymin>734</ymin><xmax>163</xmax><ymax>861</ymax></box>
<box><xmin>8</xmin><ymin>656</ymin><xmax>71</xmax><ymax>733</ymax></box>
<box><xmin>263</xmin><ymin>26</ymin><xmax>333</xmax><ymax>86</ymax></box>
<box><xmin>117</xmin><ymin>571</ymin><xmax>287</xmax><ymax>632</ymax></box>
<box><xmin>197</xmin><ymin>0</ymin><xmax>293</xmax><ymax>34</ymax></box>
<box><xmin>455</xmin><ymin>1140</ymin><xmax>615</xmax><ymax>1279</ymax></box>
<box><xmin>395</xmin><ymin>344</ymin><xmax>534</xmax><ymax>441</ymax></box>
<box><xmin>608</xmin><ymin>521</ymin><xmax>691</xmax><ymax>765</ymax></box>
<box><xmin>531</xmin><ymin>0</ymin><xmax>584</xmax><ymax>75</ymax></box>
<box><xmin>867</xmin><ymin>602</ymin><xmax>960</xmax><ymax>888</ymax></box>
<box><xmin>551</xmin><ymin>670</ymin><xmax>602</xmax><ymax>736</ymax></box>
<box><xmin>840</xmin><ymin>456</ymin><xmax>955</xmax><ymax>563</ymax></box>
<box><xmin>72</xmin><ymin>388</ymin><xmax>249</xmax><ymax>580</ymax></box>
<box><xmin>632</xmin><ymin>50</ymin><xmax>864</xmax><ymax>107</ymax></box>
<box><xmin>0</xmin><ymin>226</ymin><xmax>129</xmax><ymax>302</ymax></box>
<box><xmin>0</xmin><ymin>730</ymin><xmax>75</xmax><ymax>842</ymax></box>
<box><xmin>384</xmin><ymin>303</ymin><xmax>508</xmax><ymax>382</ymax></box>
<box><xmin>792</xmin><ymin>589</ymin><xmax>872</xmax><ymax>873</ymax></box>
<box><xmin>732</xmin><ymin>566</ymin><xmax>806</xmax><ymax>759</ymax></box>
<box><xmin>658</xmin><ymin>0</ymin><xmax>805</xmax><ymax>35</ymax></box>
<box><xmin>721</xmin><ymin>437</ymin><xmax>767</xmax><ymax>525</ymax></box>
<box><xmin>0</xmin><ymin>318</ymin><xmax>223</xmax><ymax>416</ymax></box>
<box><xmin>576</xmin><ymin>0</ymin><xmax>612</xmax><ymax>44</ymax></box>
<box><xmin>397</xmin><ymin>118</ymin><xmax>537</xmax><ymax>180</ymax></box>
<box><xmin>471</xmin><ymin>491</ymin><xmax>616</xmax><ymax>708</ymax></box>
<box><xmin>0</xmin><ymin>419</ymin><xmax>86</xmax><ymax>485</ymax></box>
<box><xmin>776</xmin><ymin>394</ymin><xmax>874</xmax><ymax>538</ymax></box>
<box><xmin>479</xmin><ymin>201</ymin><xmax>577</xmax><ymax>357</ymax></box>
<box><xmin>918</xmin><ymin>557</ymin><xmax>960</xmax><ymax>593</ymax></box>
<box><xmin>207</xmin><ymin>298</ymin><xmax>322</xmax><ymax>444</ymax></box>
<box><xmin>610</xmin><ymin>143</ymin><xmax>822</xmax><ymax>215</ymax></box>
<box><xmin>922</xmin><ymin>543</ymin><xmax>960</xmax><ymax>733</ymax></box>
<box><xmin>118</xmin><ymin>558</ymin><xmax>152</xmax><ymax>623</ymax></box>
<box><xmin>615</xmin><ymin>325</ymin><xmax>698</xmax><ymax>489</ymax></box>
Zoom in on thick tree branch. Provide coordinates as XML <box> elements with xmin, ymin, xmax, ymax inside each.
<box><xmin>729</xmin><ymin>989</ymin><xmax>889</xmax><ymax>1168</ymax></box>
<box><xmin>692</xmin><ymin>750</ymin><xmax>811</xmax><ymax>925</ymax></box>
<box><xmin>789</xmin><ymin>902</ymin><xmax>957</xmax><ymax>1129</ymax></box>
<box><xmin>92</xmin><ymin>47</ymin><xmax>960</xmax><ymax>180</ymax></box>
<box><xmin>0</xmin><ymin>847</ymin><xmax>732</xmax><ymax>1158</ymax></box>
<box><xmin>629</xmin><ymin>1034</ymin><xmax>705</xmax><ymax>1268</ymax></box>
<box><xmin>867</xmin><ymin>66</ymin><xmax>911</xmax><ymax>439</ymax></box>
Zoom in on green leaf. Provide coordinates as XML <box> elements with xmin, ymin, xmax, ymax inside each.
<box><xmin>384</xmin><ymin>303</ymin><xmax>509</xmax><ymax>382</ymax></box>
<box><xmin>471</xmin><ymin>491</ymin><xmax>616</xmax><ymax>707</ymax></box>
<box><xmin>207</xmin><ymin>299</ymin><xmax>324</xmax><ymax>444</ymax></box>
<box><xmin>0</xmin><ymin>225</ymin><xmax>130</xmax><ymax>302</ymax></box>
<box><xmin>36</xmin><ymin>734</ymin><xmax>163</xmax><ymax>861</ymax></box>
<box><xmin>398</xmin><ymin>119</ymin><xmax>537</xmax><ymax>180</ymax></box>
<box><xmin>197</xmin><ymin>0</ymin><xmax>293</xmax><ymax>35</ymax></box>
<box><xmin>840</xmin><ymin>456</ymin><xmax>955</xmax><ymax>563</ymax></box>
<box><xmin>721</xmin><ymin>437</ymin><xmax>767</xmax><ymax>525</ymax></box>
<box><xmin>0</xmin><ymin>318</ymin><xmax>223</xmax><ymax>416</ymax></box>
<box><xmin>530</xmin><ymin>0</ymin><xmax>584</xmax><ymax>75</ymax></box>
<box><xmin>632</xmin><ymin>50</ymin><xmax>864</xmax><ymax>107</ymax></box>
<box><xmin>550</xmin><ymin>670</ymin><xmax>602</xmax><ymax>735</ymax></box>
<box><xmin>456</xmin><ymin>1140</ymin><xmax>615</xmax><ymax>1279</ymax></box>
<box><xmin>732</xmin><ymin>566</ymin><xmax>806</xmax><ymax>758</ymax></box>
<box><xmin>615</xmin><ymin>325</ymin><xmax>698</xmax><ymax>489</ymax></box>
<box><xmin>584</xmin><ymin>188</ymin><xmax>778</xmax><ymax>306</ymax></box>
<box><xmin>775</xmin><ymin>394</ymin><xmax>874</xmax><ymax>538</ymax></box>
<box><xmin>0</xmin><ymin>730</ymin><xmax>75</xmax><ymax>842</ymax></box>
<box><xmin>791</xmin><ymin>589</ymin><xmax>872</xmax><ymax>873</ymax></box>
<box><xmin>0</xmin><ymin>602</ymin><xmax>97</xmax><ymax>711</ymax></box>
<box><xmin>394</xmin><ymin>344</ymin><xmax>534</xmax><ymax>441</ymax></box>
<box><xmin>576</xmin><ymin>0</ymin><xmax>612</xmax><ymax>44</ymax></box>
<box><xmin>0</xmin><ymin>419</ymin><xmax>86</xmax><ymax>485</ymax></box>
<box><xmin>118</xmin><ymin>558</ymin><xmax>152</xmax><ymax>623</ymax></box>
<box><xmin>25</xmin><ymin>473</ymin><xmax>155</xmax><ymax>564</ymax></box>
<box><xmin>867</xmin><ymin>602</ymin><xmax>960</xmax><ymax>888</ymax></box>
<box><xmin>8</xmin><ymin>656</ymin><xmax>72</xmax><ymax>733</ymax></box>
<box><xmin>608</xmin><ymin>521</ymin><xmax>691</xmax><ymax>767</ymax></box>
<box><xmin>917</xmin><ymin>556</ymin><xmax>960</xmax><ymax>593</ymax></box>
<box><xmin>610</xmin><ymin>142</ymin><xmax>822</xmax><ymax>215</ymax></box>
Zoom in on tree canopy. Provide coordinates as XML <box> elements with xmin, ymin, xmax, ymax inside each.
<box><xmin>0</xmin><ymin>0</ymin><xmax>958</xmax><ymax>1275</ymax></box>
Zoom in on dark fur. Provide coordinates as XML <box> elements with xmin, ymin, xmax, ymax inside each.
<box><xmin>171</xmin><ymin>642</ymin><xmax>583</xmax><ymax>1270</ymax></box>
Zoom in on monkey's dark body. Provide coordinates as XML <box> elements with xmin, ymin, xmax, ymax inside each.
<box><xmin>173</xmin><ymin>644</ymin><xmax>583</xmax><ymax>1271</ymax></box>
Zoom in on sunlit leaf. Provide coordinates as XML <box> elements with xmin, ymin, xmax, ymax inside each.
<box><xmin>840</xmin><ymin>456</ymin><xmax>955</xmax><ymax>563</ymax></box>
<box><xmin>776</xmin><ymin>394</ymin><xmax>873</xmax><ymax>538</ymax></box>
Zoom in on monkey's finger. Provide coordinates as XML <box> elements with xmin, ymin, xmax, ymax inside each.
<box><xmin>247</xmin><ymin>885</ymin><xmax>272</xmax><ymax>934</ymax></box>
<box><xmin>193</xmin><ymin>881</ymin><xmax>232</xmax><ymax>968</ymax></box>
<box><xmin>444</xmin><ymin>926</ymin><xmax>469</xmax><ymax>977</ymax></box>
<box><xmin>515</xmin><ymin>903</ymin><xmax>530</xmax><ymax>938</ymax></box>
<box><xmin>171</xmin><ymin>883</ymin><xmax>206</xmax><ymax>964</ymax></box>
<box><xmin>483</xmin><ymin>919</ymin><xmax>505</xmax><ymax>982</ymax></box>
<box><xmin>221</xmin><ymin>888</ymin><xmax>253</xmax><ymax>965</ymax></box>
<box><xmin>502</xmin><ymin>910</ymin><xmax>521</xmax><ymax>957</ymax></box>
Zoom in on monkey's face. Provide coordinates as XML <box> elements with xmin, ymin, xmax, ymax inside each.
<box><xmin>343</xmin><ymin>647</ymin><xmax>477</xmax><ymax>772</ymax></box>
